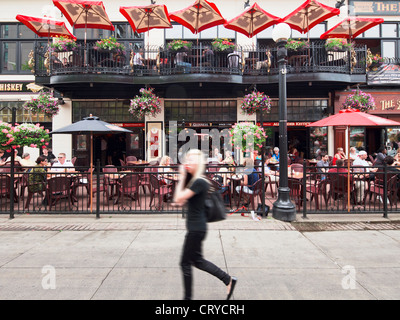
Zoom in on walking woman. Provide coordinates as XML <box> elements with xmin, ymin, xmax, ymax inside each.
<box><xmin>173</xmin><ymin>149</ymin><xmax>237</xmax><ymax>300</ymax></box>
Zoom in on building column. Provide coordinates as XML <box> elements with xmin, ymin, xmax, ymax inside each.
<box><xmin>52</xmin><ymin>98</ymin><xmax>72</xmax><ymax>159</ymax></box>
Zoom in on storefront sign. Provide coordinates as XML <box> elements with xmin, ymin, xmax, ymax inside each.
<box><xmin>0</xmin><ymin>82</ymin><xmax>26</xmax><ymax>92</ymax></box>
<box><xmin>367</xmin><ymin>64</ymin><xmax>400</xmax><ymax>86</ymax></box>
<box><xmin>111</xmin><ymin>123</ymin><xmax>145</xmax><ymax>128</ymax></box>
<box><xmin>351</xmin><ymin>0</ymin><xmax>400</xmax><ymax>15</ymax></box>
<box><xmin>262</xmin><ymin>122</ymin><xmax>311</xmax><ymax>127</ymax></box>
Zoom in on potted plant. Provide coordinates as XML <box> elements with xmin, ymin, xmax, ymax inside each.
<box><xmin>167</xmin><ymin>40</ymin><xmax>192</xmax><ymax>52</ymax></box>
<box><xmin>285</xmin><ymin>39</ymin><xmax>309</xmax><ymax>52</ymax></box>
<box><xmin>49</xmin><ymin>36</ymin><xmax>77</xmax><ymax>52</ymax></box>
<box><xmin>11</xmin><ymin>123</ymin><xmax>50</xmax><ymax>149</ymax></box>
<box><xmin>370</xmin><ymin>54</ymin><xmax>384</xmax><ymax>70</ymax></box>
<box><xmin>23</xmin><ymin>91</ymin><xmax>60</xmax><ymax>117</ymax></box>
<box><xmin>342</xmin><ymin>89</ymin><xmax>376</xmax><ymax>113</ymax></box>
<box><xmin>129</xmin><ymin>87</ymin><xmax>162</xmax><ymax>118</ymax></box>
<box><xmin>94</xmin><ymin>37</ymin><xmax>125</xmax><ymax>55</ymax></box>
<box><xmin>230</xmin><ymin>122</ymin><xmax>267</xmax><ymax>153</ymax></box>
<box><xmin>240</xmin><ymin>91</ymin><xmax>271</xmax><ymax>115</ymax></box>
<box><xmin>211</xmin><ymin>38</ymin><xmax>235</xmax><ymax>53</ymax></box>
<box><xmin>324</xmin><ymin>38</ymin><xmax>353</xmax><ymax>52</ymax></box>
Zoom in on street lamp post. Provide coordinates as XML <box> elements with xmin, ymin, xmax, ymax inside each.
<box><xmin>271</xmin><ymin>23</ymin><xmax>296</xmax><ymax>222</ymax></box>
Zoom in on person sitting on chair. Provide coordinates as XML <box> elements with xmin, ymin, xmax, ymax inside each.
<box><xmin>175</xmin><ymin>51</ymin><xmax>191</xmax><ymax>74</ymax></box>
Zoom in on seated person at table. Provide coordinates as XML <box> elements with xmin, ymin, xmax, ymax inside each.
<box><xmin>202</xmin><ymin>46</ymin><xmax>214</xmax><ymax>66</ymax></box>
<box><xmin>353</xmin><ymin>151</ymin><xmax>378</xmax><ymax>204</ymax></box>
<box><xmin>42</xmin><ymin>147</ymin><xmax>56</xmax><ymax>164</ymax></box>
<box><xmin>6</xmin><ymin>149</ymin><xmax>22</xmax><ymax>163</ymax></box>
<box><xmin>133</xmin><ymin>49</ymin><xmax>146</xmax><ymax>69</ymax></box>
<box><xmin>51</xmin><ymin>153</ymin><xmax>75</xmax><ymax>172</ymax></box>
<box><xmin>235</xmin><ymin>158</ymin><xmax>259</xmax><ymax>204</ymax></box>
<box><xmin>158</xmin><ymin>155</ymin><xmax>174</xmax><ymax>184</ymax></box>
<box><xmin>316</xmin><ymin>154</ymin><xmax>330</xmax><ymax>180</ymax></box>
<box><xmin>20</xmin><ymin>153</ymin><xmax>36</xmax><ymax>169</ymax></box>
<box><xmin>28</xmin><ymin>156</ymin><xmax>48</xmax><ymax>194</ymax></box>
<box><xmin>0</xmin><ymin>150</ymin><xmax>6</xmax><ymax>166</ymax></box>
<box><xmin>221</xmin><ymin>150</ymin><xmax>235</xmax><ymax>166</ymax></box>
<box><xmin>349</xmin><ymin>147</ymin><xmax>358</xmax><ymax>160</ymax></box>
<box><xmin>332</xmin><ymin>147</ymin><xmax>346</xmax><ymax>165</ymax></box>
<box><xmin>175</xmin><ymin>52</ymin><xmax>191</xmax><ymax>74</ymax></box>
<box><xmin>328</xmin><ymin>159</ymin><xmax>352</xmax><ymax>183</ymax></box>
<box><xmin>51</xmin><ymin>52</ymin><xmax>63</xmax><ymax>69</ymax></box>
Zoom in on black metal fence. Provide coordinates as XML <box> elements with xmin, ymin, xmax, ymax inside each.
<box><xmin>1</xmin><ymin>162</ymin><xmax>399</xmax><ymax>218</ymax></box>
<box><xmin>33</xmin><ymin>41</ymin><xmax>368</xmax><ymax>77</ymax></box>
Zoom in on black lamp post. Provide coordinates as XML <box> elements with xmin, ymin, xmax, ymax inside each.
<box><xmin>271</xmin><ymin>23</ymin><xmax>296</xmax><ymax>222</ymax></box>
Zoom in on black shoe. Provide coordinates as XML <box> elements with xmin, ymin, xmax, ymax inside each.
<box><xmin>227</xmin><ymin>277</ymin><xmax>237</xmax><ymax>300</ymax></box>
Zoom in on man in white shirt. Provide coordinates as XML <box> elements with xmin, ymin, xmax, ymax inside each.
<box><xmin>51</xmin><ymin>153</ymin><xmax>74</xmax><ymax>172</ymax></box>
<box><xmin>353</xmin><ymin>151</ymin><xmax>377</xmax><ymax>204</ymax></box>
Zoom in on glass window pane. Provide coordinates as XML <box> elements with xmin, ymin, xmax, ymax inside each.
<box><xmin>200</xmin><ymin>26</ymin><xmax>217</xmax><ymax>39</ymax></box>
<box><xmin>257</xmin><ymin>26</ymin><xmax>274</xmax><ymax>39</ymax></box>
<box><xmin>2</xmin><ymin>24</ymin><xmax>18</xmax><ymax>38</ymax></box>
<box><xmin>116</xmin><ymin>24</ymin><xmax>127</xmax><ymax>38</ymax></box>
<box><xmin>166</xmin><ymin>24</ymin><xmax>182</xmax><ymax>39</ymax></box>
<box><xmin>218</xmin><ymin>25</ymin><xmax>235</xmax><ymax>38</ymax></box>
<box><xmin>382</xmin><ymin>24</ymin><xmax>397</xmax><ymax>38</ymax></box>
<box><xmin>382</xmin><ymin>41</ymin><xmax>396</xmax><ymax>58</ymax></box>
<box><xmin>19</xmin><ymin>25</ymin><xmax>35</xmax><ymax>39</ymax></box>
<box><xmin>20</xmin><ymin>42</ymin><xmax>33</xmax><ymax>72</ymax></box>
<box><xmin>2</xmin><ymin>42</ymin><xmax>17</xmax><ymax>71</ymax></box>
<box><xmin>363</xmin><ymin>25</ymin><xmax>379</xmax><ymax>38</ymax></box>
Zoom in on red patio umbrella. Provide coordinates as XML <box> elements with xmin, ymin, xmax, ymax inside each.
<box><xmin>224</xmin><ymin>2</ymin><xmax>281</xmax><ymax>38</ymax></box>
<box><xmin>282</xmin><ymin>0</ymin><xmax>340</xmax><ymax>39</ymax></box>
<box><xmin>168</xmin><ymin>0</ymin><xmax>226</xmax><ymax>34</ymax></box>
<box><xmin>119</xmin><ymin>4</ymin><xmax>172</xmax><ymax>34</ymax></box>
<box><xmin>16</xmin><ymin>14</ymin><xmax>76</xmax><ymax>40</ymax></box>
<box><xmin>320</xmin><ymin>16</ymin><xmax>384</xmax><ymax>40</ymax></box>
<box><xmin>307</xmin><ymin>108</ymin><xmax>400</xmax><ymax>211</ymax></box>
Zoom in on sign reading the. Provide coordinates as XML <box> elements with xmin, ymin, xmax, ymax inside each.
<box><xmin>351</xmin><ymin>1</ymin><xmax>400</xmax><ymax>15</ymax></box>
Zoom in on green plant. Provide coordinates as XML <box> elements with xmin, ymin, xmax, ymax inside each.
<box><xmin>11</xmin><ymin>123</ymin><xmax>50</xmax><ymax>149</ymax></box>
<box><xmin>324</xmin><ymin>38</ymin><xmax>353</xmax><ymax>51</ymax></box>
<box><xmin>23</xmin><ymin>91</ymin><xmax>60</xmax><ymax>117</ymax></box>
<box><xmin>241</xmin><ymin>91</ymin><xmax>271</xmax><ymax>115</ymax></box>
<box><xmin>342</xmin><ymin>89</ymin><xmax>375</xmax><ymax>112</ymax></box>
<box><xmin>0</xmin><ymin>121</ymin><xmax>14</xmax><ymax>149</ymax></box>
<box><xmin>95</xmin><ymin>37</ymin><xmax>125</xmax><ymax>54</ymax></box>
<box><xmin>285</xmin><ymin>39</ymin><xmax>309</xmax><ymax>51</ymax></box>
<box><xmin>211</xmin><ymin>38</ymin><xmax>235</xmax><ymax>52</ymax></box>
<box><xmin>129</xmin><ymin>87</ymin><xmax>162</xmax><ymax>118</ymax></box>
<box><xmin>49</xmin><ymin>36</ymin><xmax>77</xmax><ymax>52</ymax></box>
<box><xmin>371</xmin><ymin>54</ymin><xmax>384</xmax><ymax>64</ymax></box>
<box><xmin>167</xmin><ymin>40</ymin><xmax>192</xmax><ymax>52</ymax></box>
<box><xmin>230</xmin><ymin>122</ymin><xmax>267</xmax><ymax>152</ymax></box>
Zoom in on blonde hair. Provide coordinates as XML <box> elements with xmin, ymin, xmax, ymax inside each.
<box><xmin>159</xmin><ymin>155</ymin><xmax>170</xmax><ymax>166</ymax></box>
<box><xmin>183</xmin><ymin>149</ymin><xmax>207</xmax><ymax>186</ymax></box>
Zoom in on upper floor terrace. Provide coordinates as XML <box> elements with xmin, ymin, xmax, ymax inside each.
<box><xmin>32</xmin><ymin>40</ymin><xmax>369</xmax><ymax>90</ymax></box>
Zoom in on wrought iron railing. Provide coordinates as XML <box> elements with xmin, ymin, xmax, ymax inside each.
<box><xmin>1</xmin><ymin>162</ymin><xmax>399</xmax><ymax>218</ymax></box>
<box><xmin>32</xmin><ymin>41</ymin><xmax>368</xmax><ymax>77</ymax></box>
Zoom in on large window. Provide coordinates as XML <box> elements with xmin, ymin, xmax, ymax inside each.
<box><xmin>0</xmin><ymin>101</ymin><xmax>52</xmax><ymax>123</ymax></box>
<box><xmin>0</xmin><ymin>23</ymin><xmax>36</xmax><ymax>74</ymax></box>
<box><xmin>164</xmin><ymin>100</ymin><xmax>237</xmax><ymax>122</ymax></box>
<box><xmin>73</xmin><ymin>100</ymin><xmax>138</xmax><ymax>123</ymax></box>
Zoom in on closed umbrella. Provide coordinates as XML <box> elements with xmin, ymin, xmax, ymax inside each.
<box><xmin>50</xmin><ymin>115</ymin><xmax>132</xmax><ymax>214</ymax></box>
<box><xmin>224</xmin><ymin>2</ymin><xmax>281</xmax><ymax>38</ymax></box>
<box><xmin>307</xmin><ymin>108</ymin><xmax>400</xmax><ymax>211</ymax></box>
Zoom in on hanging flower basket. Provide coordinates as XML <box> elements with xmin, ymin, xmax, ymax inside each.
<box><xmin>211</xmin><ymin>38</ymin><xmax>235</xmax><ymax>53</ymax></box>
<box><xmin>324</xmin><ymin>38</ymin><xmax>353</xmax><ymax>52</ymax></box>
<box><xmin>285</xmin><ymin>39</ymin><xmax>309</xmax><ymax>52</ymax></box>
<box><xmin>23</xmin><ymin>91</ymin><xmax>60</xmax><ymax>117</ymax></box>
<box><xmin>11</xmin><ymin>123</ymin><xmax>50</xmax><ymax>149</ymax></box>
<box><xmin>342</xmin><ymin>89</ymin><xmax>376</xmax><ymax>113</ymax></box>
<box><xmin>241</xmin><ymin>91</ymin><xmax>271</xmax><ymax>115</ymax></box>
<box><xmin>129</xmin><ymin>87</ymin><xmax>162</xmax><ymax>118</ymax></box>
<box><xmin>94</xmin><ymin>37</ymin><xmax>125</xmax><ymax>55</ymax></box>
<box><xmin>167</xmin><ymin>40</ymin><xmax>192</xmax><ymax>52</ymax></box>
<box><xmin>230</xmin><ymin>122</ymin><xmax>267</xmax><ymax>153</ymax></box>
<box><xmin>49</xmin><ymin>36</ymin><xmax>78</xmax><ymax>52</ymax></box>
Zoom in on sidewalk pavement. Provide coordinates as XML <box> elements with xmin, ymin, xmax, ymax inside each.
<box><xmin>0</xmin><ymin>213</ymin><xmax>399</xmax><ymax>300</ymax></box>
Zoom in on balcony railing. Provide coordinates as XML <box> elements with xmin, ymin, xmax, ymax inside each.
<box><xmin>33</xmin><ymin>41</ymin><xmax>368</xmax><ymax>78</ymax></box>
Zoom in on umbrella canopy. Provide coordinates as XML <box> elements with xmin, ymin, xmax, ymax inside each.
<box><xmin>320</xmin><ymin>16</ymin><xmax>384</xmax><ymax>39</ymax></box>
<box><xmin>307</xmin><ymin>108</ymin><xmax>400</xmax><ymax>212</ymax></box>
<box><xmin>306</xmin><ymin>108</ymin><xmax>400</xmax><ymax>127</ymax></box>
<box><xmin>224</xmin><ymin>2</ymin><xmax>281</xmax><ymax>38</ymax></box>
<box><xmin>50</xmin><ymin>115</ymin><xmax>132</xmax><ymax>214</ymax></box>
<box><xmin>169</xmin><ymin>0</ymin><xmax>226</xmax><ymax>34</ymax></box>
<box><xmin>282</xmin><ymin>0</ymin><xmax>339</xmax><ymax>36</ymax></box>
<box><xmin>53</xmin><ymin>0</ymin><xmax>114</xmax><ymax>31</ymax></box>
<box><xmin>16</xmin><ymin>14</ymin><xmax>76</xmax><ymax>40</ymax></box>
<box><xmin>119</xmin><ymin>4</ymin><xmax>172</xmax><ymax>34</ymax></box>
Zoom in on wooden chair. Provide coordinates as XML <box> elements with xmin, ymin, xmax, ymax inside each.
<box><xmin>366</xmin><ymin>173</ymin><xmax>398</xmax><ymax>206</ymax></box>
<box><xmin>47</xmin><ymin>176</ymin><xmax>73</xmax><ymax>210</ymax></box>
<box><xmin>305</xmin><ymin>178</ymin><xmax>329</xmax><ymax>210</ymax></box>
<box><xmin>102</xmin><ymin>165</ymin><xmax>118</xmax><ymax>199</ymax></box>
<box><xmin>288</xmin><ymin>177</ymin><xmax>302</xmax><ymax>210</ymax></box>
<box><xmin>237</xmin><ymin>178</ymin><xmax>263</xmax><ymax>211</ymax></box>
<box><xmin>209</xmin><ymin>177</ymin><xmax>231</xmax><ymax>209</ymax></box>
<box><xmin>115</xmin><ymin>174</ymin><xmax>141</xmax><ymax>207</ymax></box>
<box><xmin>149</xmin><ymin>174</ymin><xmax>173</xmax><ymax>210</ymax></box>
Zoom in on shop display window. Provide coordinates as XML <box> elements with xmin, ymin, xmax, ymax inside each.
<box><xmin>310</xmin><ymin>127</ymin><xmax>328</xmax><ymax>159</ymax></box>
<box><xmin>350</xmin><ymin>128</ymin><xmax>365</xmax><ymax>150</ymax></box>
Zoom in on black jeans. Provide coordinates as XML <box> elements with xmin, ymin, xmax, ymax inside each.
<box><xmin>180</xmin><ymin>231</ymin><xmax>231</xmax><ymax>300</ymax></box>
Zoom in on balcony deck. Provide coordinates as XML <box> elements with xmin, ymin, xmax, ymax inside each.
<box><xmin>33</xmin><ymin>42</ymin><xmax>368</xmax><ymax>88</ymax></box>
